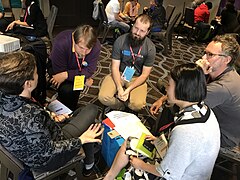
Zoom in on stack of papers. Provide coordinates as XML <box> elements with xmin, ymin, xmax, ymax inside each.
<box><xmin>105</xmin><ymin>111</ymin><xmax>152</xmax><ymax>140</ymax></box>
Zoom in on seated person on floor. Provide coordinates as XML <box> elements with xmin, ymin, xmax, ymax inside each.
<box><xmin>194</xmin><ymin>1</ymin><xmax>213</xmax><ymax>41</ymax></box>
<box><xmin>143</xmin><ymin>0</ymin><xmax>166</xmax><ymax>32</ymax></box>
<box><xmin>123</xmin><ymin>0</ymin><xmax>141</xmax><ymax>22</ymax></box>
<box><xmin>219</xmin><ymin>0</ymin><xmax>240</xmax><ymax>34</ymax></box>
<box><xmin>98</xmin><ymin>14</ymin><xmax>156</xmax><ymax>112</ymax></box>
<box><xmin>104</xmin><ymin>63</ymin><xmax>220</xmax><ymax>180</ymax></box>
<box><xmin>151</xmin><ymin>34</ymin><xmax>240</xmax><ymax>148</ymax></box>
<box><xmin>5</xmin><ymin>0</ymin><xmax>47</xmax><ymax>37</ymax></box>
<box><xmin>105</xmin><ymin>0</ymin><xmax>130</xmax><ymax>34</ymax></box>
<box><xmin>0</xmin><ymin>51</ymin><xmax>103</xmax><ymax>176</ymax></box>
<box><xmin>0</xmin><ymin>1</ymin><xmax>11</xmax><ymax>32</ymax></box>
<box><xmin>48</xmin><ymin>25</ymin><xmax>101</xmax><ymax>111</ymax></box>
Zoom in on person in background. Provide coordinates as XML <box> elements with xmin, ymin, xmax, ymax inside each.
<box><xmin>104</xmin><ymin>63</ymin><xmax>220</xmax><ymax>180</ymax></box>
<box><xmin>143</xmin><ymin>0</ymin><xmax>166</xmax><ymax>32</ymax></box>
<box><xmin>191</xmin><ymin>0</ymin><xmax>205</xmax><ymax>9</ymax></box>
<box><xmin>220</xmin><ymin>0</ymin><xmax>240</xmax><ymax>34</ymax></box>
<box><xmin>123</xmin><ymin>0</ymin><xmax>140</xmax><ymax>22</ymax></box>
<box><xmin>98</xmin><ymin>14</ymin><xmax>155</xmax><ymax>112</ymax></box>
<box><xmin>5</xmin><ymin>0</ymin><xmax>47</xmax><ymax>37</ymax></box>
<box><xmin>48</xmin><ymin>25</ymin><xmax>101</xmax><ymax>111</ymax></box>
<box><xmin>151</xmin><ymin>34</ymin><xmax>240</xmax><ymax>148</ymax></box>
<box><xmin>0</xmin><ymin>0</ymin><xmax>10</xmax><ymax>32</ymax></box>
<box><xmin>105</xmin><ymin>0</ymin><xmax>130</xmax><ymax>34</ymax></box>
<box><xmin>194</xmin><ymin>1</ymin><xmax>213</xmax><ymax>41</ymax></box>
<box><xmin>0</xmin><ymin>51</ymin><xmax>103</xmax><ymax>176</ymax></box>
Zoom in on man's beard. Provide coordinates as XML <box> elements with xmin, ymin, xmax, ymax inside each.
<box><xmin>129</xmin><ymin>32</ymin><xmax>146</xmax><ymax>47</ymax></box>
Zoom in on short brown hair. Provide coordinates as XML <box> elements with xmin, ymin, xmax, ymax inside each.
<box><xmin>135</xmin><ymin>14</ymin><xmax>153</xmax><ymax>30</ymax></box>
<box><xmin>0</xmin><ymin>51</ymin><xmax>36</xmax><ymax>95</ymax></box>
<box><xmin>212</xmin><ymin>34</ymin><xmax>240</xmax><ymax>66</ymax></box>
<box><xmin>73</xmin><ymin>25</ymin><xmax>97</xmax><ymax>49</ymax></box>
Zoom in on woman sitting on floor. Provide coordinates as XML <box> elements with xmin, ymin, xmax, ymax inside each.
<box><xmin>104</xmin><ymin>63</ymin><xmax>220</xmax><ymax>180</ymax></box>
<box><xmin>5</xmin><ymin>0</ymin><xmax>47</xmax><ymax>37</ymax></box>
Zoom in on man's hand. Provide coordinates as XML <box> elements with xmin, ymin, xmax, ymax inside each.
<box><xmin>117</xmin><ymin>86</ymin><xmax>125</xmax><ymax>99</ymax></box>
<box><xmin>79</xmin><ymin>124</ymin><xmax>104</xmax><ymax>144</ymax></box>
<box><xmin>119</xmin><ymin>89</ymin><xmax>130</xmax><ymax>102</ymax></box>
<box><xmin>50</xmin><ymin>72</ymin><xmax>68</xmax><ymax>88</ymax></box>
<box><xmin>6</xmin><ymin>21</ymin><xmax>16</xmax><ymax>31</ymax></box>
<box><xmin>150</xmin><ymin>98</ymin><xmax>163</xmax><ymax>115</ymax></box>
<box><xmin>85</xmin><ymin>77</ymin><xmax>93</xmax><ymax>87</ymax></box>
<box><xmin>196</xmin><ymin>59</ymin><xmax>212</xmax><ymax>74</ymax></box>
<box><xmin>130</xmin><ymin>156</ymin><xmax>145</xmax><ymax>170</ymax></box>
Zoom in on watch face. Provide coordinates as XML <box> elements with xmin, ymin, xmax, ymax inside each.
<box><xmin>25</xmin><ymin>36</ymin><xmax>36</xmax><ymax>42</ymax></box>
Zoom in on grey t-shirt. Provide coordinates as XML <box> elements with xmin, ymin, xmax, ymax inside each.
<box><xmin>112</xmin><ymin>33</ymin><xmax>156</xmax><ymax>76</ymax></box>
<box><xmin>205</xmin><ymin>67</ymin><xmax>240</xmax><ymax>146</ymax></box>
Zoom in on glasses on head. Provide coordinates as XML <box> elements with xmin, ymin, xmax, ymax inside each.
<box><xmin>203</xmin><ymin>50</ymin><xmax>227</xmax><ymax>59</ymax></box>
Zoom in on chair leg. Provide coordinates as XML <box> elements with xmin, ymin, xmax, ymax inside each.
<box><xmin>163</xmin><ymin>40</ymin><xmax>168</xmax><ymax>54</ymax></box>
<box><xmin>101</xmin><ymin>27</ymin><xmax>110</xmax><ymax>44</ymax></box>
<box><xmin>74</xmin><ymin>162</ymin><xmax>82</xmax><ymax>180</ymax></box>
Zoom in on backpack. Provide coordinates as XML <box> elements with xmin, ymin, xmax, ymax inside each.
<box><xmin>92</xmin><ymin>0</ymin><xmax>102</xmax><ymax>20</ymax></box>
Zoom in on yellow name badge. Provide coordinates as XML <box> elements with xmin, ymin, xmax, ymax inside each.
<box><xmin>73</xmin><ymin>75</ymin><xmax>85</xmax><ymax>90</ymax></box>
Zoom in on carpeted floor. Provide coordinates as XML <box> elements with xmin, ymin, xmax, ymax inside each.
<box><xmin>49</xmin><ymin>25</ymin><xmax>237</xmax><ymax>179</ymax></box>
<box><xmin>76</xmin><ymin>36</ymin><xmax>206</xmax><ymax>123</ymax></box>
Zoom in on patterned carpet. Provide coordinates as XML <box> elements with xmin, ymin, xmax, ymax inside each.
<box><xmin>76</xmin><ymin>37</ymin><xmax>206</xmax><ymax>122</ymax></box>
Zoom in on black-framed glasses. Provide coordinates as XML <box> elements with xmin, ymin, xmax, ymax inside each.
<box><xmin>203</xmin><ymin>50</ymin><xmax>227</xmax><ymax>59</ymax></box>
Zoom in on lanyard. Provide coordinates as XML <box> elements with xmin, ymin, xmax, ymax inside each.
<box><xmin>24</xmin><ymin>8</ymin><xmax>28</xmax><ymax>22</ymax></box>
<box><xmin>129</xmin><ymin>45</ymin><xmax>142</xmax><ymax>65</ymax></box>
<box><xmin>75</xmin><ymin>52</ymin><xmax>85</xmax><ymax>72</ymax></box>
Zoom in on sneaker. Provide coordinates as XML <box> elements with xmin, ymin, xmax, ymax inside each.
<box><xmin>82</xmin><ymin>165</ymin><xmax>95</xmax><ymax>177</ymax></box>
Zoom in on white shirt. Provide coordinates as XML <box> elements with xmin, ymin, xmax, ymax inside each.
<box><xmin>105</xmin><ymin>0</ymin><xmax>120</xmax><ymax>22</ymax></box>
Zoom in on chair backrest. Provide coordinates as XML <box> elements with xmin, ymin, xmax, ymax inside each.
<box><xmin>0</xmin><ymin>144</ymin><xmax>24</xmax><ymax>180</ymax></box>
<box><xmin>46</xmin><ymin>5</ymin><xmax>58</xmax><ymax>44</ymax></box>
<box><xmin>2</xmin><ymin>0</ymin><xmax>11</xmax><ymax>9</ymax></box>
<box><xmin>0</xmin><ymin>144</ymin><xmax>85</xmax><ymax>180</ymax></box>
<box><xmin>98</xmin><ymin>2</ymin><xmax>108</xmax><ymax>24</ymax></box>
<box><xmin>165</xmin><ymin>5</ymin><xmax>175</xmax><ymax>27</ymax></box>
<box><xmin>184</xmin><ymin>7</ymin><xmax>195</xmax><ymax>27</ymax></box>
<box><xmin>166</xmin><ymin>12</ymin><xmax>182</xmax><ymax>35</ymax></box>
<box><xmin>2</xmin><ymin>0</ymin><xmax>14</xmax><ymax>19</ymax></box>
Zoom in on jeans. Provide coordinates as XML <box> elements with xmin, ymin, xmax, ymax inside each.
<box><xmin>109</xmin><ymin>20</ymin><xmax>130</xmax><ymax>33</ymax></box>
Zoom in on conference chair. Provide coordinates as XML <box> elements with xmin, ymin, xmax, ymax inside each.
<box><xmin>98</xmin><ymin>2</ymin><xmax>114</xmax><ymax>43</ymax></box>
<box><xmin>151</xmin><ymin>12</ymin><xmax>182</xmax><ymax>54</ymax></box>
<box><xmin>0</xmin><ymin>144</ymin><xmax>85</xmax><ymax>180</ymax></box>
<box><xmin>164</xmin><ymin>5</ymin><xmax>175</xmax><ymax>29</ymax></box>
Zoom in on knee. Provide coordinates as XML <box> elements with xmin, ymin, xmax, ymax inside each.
<box><xmin>129</xmin><ymin>100</ymin><xmax>146</xmax><ymax>112</ymax></box>
<box><xmin>85</xmin><ymin>104</ymin><xmax>98</xmax><ymax>116</ymax></box>
<box><xmin>98</xmin><ymin>92</ymin><xmax>112</xmax><ymax>105</ymax></box>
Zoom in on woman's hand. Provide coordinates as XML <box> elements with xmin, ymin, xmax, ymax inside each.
<box><xmin>79</xmin><ymin>124</ymin><xmax>104</xmax><ymax>144</ymax></box>
<box><xmin>130</xmin><ymin>156</ymin><xmax>145</xmax><ymax>170</ymax></box>
<box><xmin>51</xmin><ymin>112</ymin><xmax>69</xmax><ymax>123</ymax></box>
<box><xmin>145</xmin><ymin>135</ymin><xmax>157</xmax><ymax>141</ymax></box>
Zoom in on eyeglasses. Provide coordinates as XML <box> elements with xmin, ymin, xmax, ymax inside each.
<box><xmin>203</xmin><ymin>50</ymin><xmax>227</xmax><ymax>59</ymax></box>
<box><xmin>75</xmin><ymin>43</ymin><xmax>90</xmax><ymax>52</ymax></box>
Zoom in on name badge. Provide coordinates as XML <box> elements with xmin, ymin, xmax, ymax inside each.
<box><xmin>121</xmin><ymin>66</ymin><xmax>135</xmax><ymax>82</ymax></box>
<box><xmin>73</xmin><ymin>75</ymin><xmax>85</xmax><ymax>90</ymax></box>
